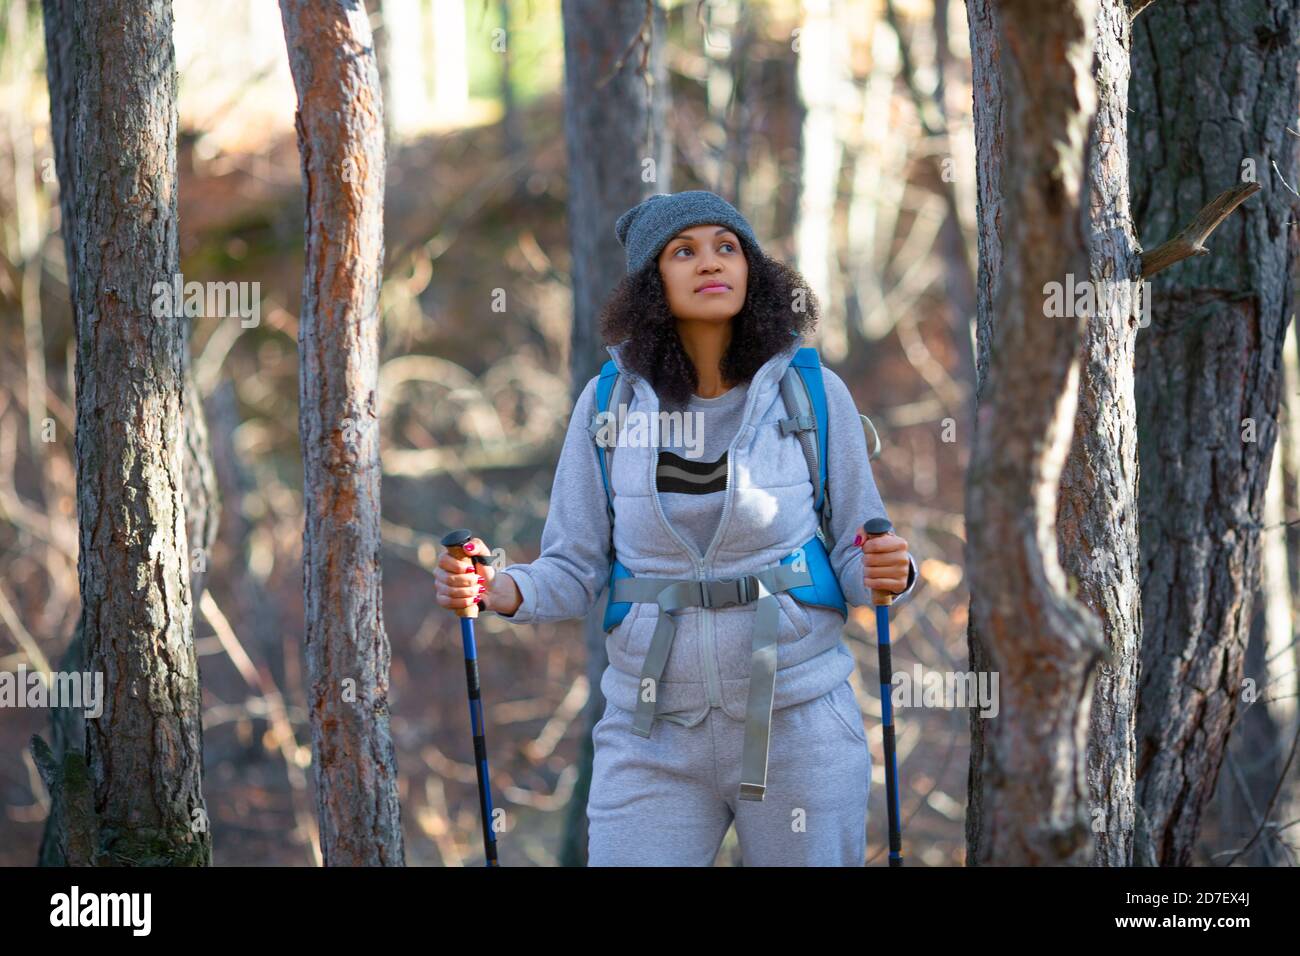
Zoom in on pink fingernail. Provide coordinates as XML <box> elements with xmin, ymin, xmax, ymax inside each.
<box><xmin>464</xmin><ymin>542</ymin><xmax>475</xmax><ymax>552</ymax></box>
<box><xmin>853</xmin><ymin>533</ymin><xmax>863</xmax><ymax>546</ymax></box>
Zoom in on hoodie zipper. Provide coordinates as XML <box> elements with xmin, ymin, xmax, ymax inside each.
<box><xmin>645</xmin><ymin>427</ymin><xmax>717</xmax><ymax>707</ymax></box>
<box><xmin>617</xmin><ymin>340</ymin><xmax>797</xmax><ymax>713</ymax></box>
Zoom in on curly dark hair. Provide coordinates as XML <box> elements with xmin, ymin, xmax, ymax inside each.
<box><xmin>598</xmin><ymin>236</ymin><xmax>820</xmax><ymax>413</ymax></box>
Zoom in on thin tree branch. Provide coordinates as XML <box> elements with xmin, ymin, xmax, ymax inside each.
<box><xmin>1223</xmin><ymin>713</ymin><xmax>1300</xmax><ymax>866</ymax></box>
<box><xmin>595</xmin><ymin>0</ymin><xmax>654</xmax><ymax>90</ymax></box>
<box><xmin>884</xmin><ymin>0</ymin><xmax>944</xmax><ymax>138</ymax></box>
<box><xmin>0</xmin><ymin>582</ymin><xmax>53</xmax><ymax>674</ymax></box>
<box><xmin>1129</xmin><ymin>0</ymin><xmax>1160</xmax><ymax>19</ymax></box>
<box><xmin>199</xmin><ymin>590</ymin><xmax>322</xmax><ymax>866</ymax></box>
<box><xmin>1139</xmin><ymin>182</ymin><xmax>1260</xmax><ymax>278</ymax></box>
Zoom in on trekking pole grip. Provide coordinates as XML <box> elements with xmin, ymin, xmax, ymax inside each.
<box><xmin>442</xmin><ymin>528</ymin><xmax>487</xmax><ymax>620</ymax></box>
<box><xmin>863</xmin><ymin>517</ymin><xmax>895</xmax><ymax>607</ymax></box>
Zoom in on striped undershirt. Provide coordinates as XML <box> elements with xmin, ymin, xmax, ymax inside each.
<box><xmin>655</xmin><ymin>380</ymin><xmax>750</xmax><ymax>556</ymax></box>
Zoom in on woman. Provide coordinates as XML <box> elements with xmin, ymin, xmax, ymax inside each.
<box><xmin>435</xmin><ymin>190</ymin><xmax>916</xmax><ymax>866</ymax></box>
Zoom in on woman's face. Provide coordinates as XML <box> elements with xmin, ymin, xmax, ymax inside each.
<box><xmin>656</xmin><ymin>223</ymin><xmax>748</xmax><ymax>324</ymax></box>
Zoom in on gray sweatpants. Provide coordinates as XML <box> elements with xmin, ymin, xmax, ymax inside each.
<box><xmin>587</xmin><ymin>679</ymin><xmax>872</xmax><ymax>866</ymax></box>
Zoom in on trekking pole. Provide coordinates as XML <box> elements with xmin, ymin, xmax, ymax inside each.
<box><xmin>440</xmin><ymin>528</ymin><xmax>499</xmax><ymax>867</ymax></box>
<box><xmin>863</xmin><ymin>516</ymin><xmax>903</xmax><ymax>867</ymax></box>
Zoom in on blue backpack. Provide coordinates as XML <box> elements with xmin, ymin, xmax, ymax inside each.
<box><xmin>587</xmin><ymin>346</ymin><xmax>881</xmax><ymax>632</ymax></box>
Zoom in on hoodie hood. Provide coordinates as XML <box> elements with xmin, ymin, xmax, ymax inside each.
<box><xmin>604</xmin><ymin>331</ymin><xmax>806</xmax><ymax>402</ymax></box>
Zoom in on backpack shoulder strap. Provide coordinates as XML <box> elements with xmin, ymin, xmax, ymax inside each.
<box><xmin>778</xmin><ymin>347</ymin><xmax>833</xmax><ymax>543</ymax></box>
<box><xmin>588</xmin><ymin>360</ymin><xmax>627</xmax><ymax>527</ymax></box>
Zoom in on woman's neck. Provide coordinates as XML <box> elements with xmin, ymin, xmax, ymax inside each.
<box><xmin>676</xmin><ymin>320</ymin><xmax>733</xmax><ymax>397</ymax></box>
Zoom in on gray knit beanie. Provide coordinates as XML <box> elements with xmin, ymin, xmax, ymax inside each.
<box><xmin>614</xmin><ymin>189</ymin><xmax>762</xmax><ymax>275</ymax></box>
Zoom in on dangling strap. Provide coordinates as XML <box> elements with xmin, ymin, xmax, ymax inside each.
<box><xmin>738</xmin><ymin>576</ymin><xmax>781</xmax><ymax>801</ymax></box>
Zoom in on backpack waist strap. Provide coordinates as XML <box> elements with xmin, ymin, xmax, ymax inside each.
<box><xmin>610</xmin><ymin>562</ymin><xmax>812</xmax><ymax>802</ymax></box>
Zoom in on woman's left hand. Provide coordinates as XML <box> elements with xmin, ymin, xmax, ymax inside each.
<box><xmin>853</xmin><ymin>527</ymin><xmax>910</xmax><ymax>596</ymax></box>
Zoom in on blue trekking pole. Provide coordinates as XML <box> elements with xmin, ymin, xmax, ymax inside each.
<box><xmin>440</xmin><ymin>528</ymin><xmax>499</xmax><ymax>867</ymax></box>
<box><xmin>863</xmin><ymin>517</ymin><xmax>903</xmax><ymax>866</ymax></box>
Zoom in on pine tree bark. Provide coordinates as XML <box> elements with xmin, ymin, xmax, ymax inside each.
<box><xmin>279</xmin><ymin>0</ymin><xmax>404</xmax><ymax>866</ymax></box>
<box><xmin>559</xmin><ymin>0</ymin><xmax>671</xmax><ymax>867</ymax></box>
<box><xmin>963</xmin><ymin>0</ymin><xmax>1003</xmax><ymax>863</ymax></box>
<box><xmin>1129</xmin><ymin>0</ymin><xmax>1300</xmax><ymax>866</ymax></box>
<box><xmin>964</xmin><ymin>0</ymin><xmax>1107</xmax><ymax>865</ymax></box>
<box><xmin>37</xmin><ymin>0</ymin><xmax>210</xmax><ymax>866</ymax></box>
<box><xmin>1056</xmin><ymin>0</ymin><xmax>1143</xmax><ymax>867</ymax></box>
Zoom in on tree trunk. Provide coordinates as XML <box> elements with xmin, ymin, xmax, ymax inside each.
<box><xmin>1221</xmin><ymin>602</ymin><xmax>1286</xmax><ymax>864</ymax></box>
<box><xmin>182</xmin><ymin>368</ymin><xmax>219</xmax><ymax>611</ymax></box>
<box><xmin>498</xmin><ymin>0</ymin><xmax>522</xmax><ymax>166</ymax></box>
<box><xmin>1225</xmin><ymin>377</ymin><xmax>1294</xmax><ymax>866</ymax></box>
<box><xmin>1276</xmin><ymin>321</ymin><xmax>1300</xmax><ymax>837</ymax></box>
<box><xmin>365</xmin><ymin>0</ymin><xmax>394</xmax><ymax>146</ymax></box>
<box><xmin>794</xmin><ymin>0</ymin><xmax>849</xmax><ymax>362</ymax></box>
<box><xmin>562</xmin><ymin>0</ymin><xmax>672</xmax><ymax>389</ymax></box>
<box><xmin>1284</xmin><ymin>323</ymin><xmax>1300</xmax><ymax>648</ymax></box>
<box><xmin>1129</xmin><ymin>0</ymin><xmax>1300</xmax><ymax>866</ymax></box>
<box><xmin>964</xmin><ymin>0</ymin><xmax>1106</xmax><ymax>865</ymax></box>
<box><xmin>1056</xmin><ymin>0</ymin><xmax>1143</xmax><ymax>867</ymax></box>
<box><xmin>962</xmin><ymin>0</ymin><xmax>1002</xmax><ymax>864</ymax></box>
<box><xmin>37</xmin><ymin>0</ymin><xmax>209</xmax><ymax>866</ymax></box>
<box><xmin>559</xmin><ymin>0</ymin><xmax>671</xmax><ymax>867</ymax></box>
<box><xmin>932</xmin><ymin>0</ymin><xmax>980</xmax><ymax>403</ymax></box>
<box><xmin>279</xmin><ymin>0</ymin><xmax>404</xmax><ymax>866</ymax></box>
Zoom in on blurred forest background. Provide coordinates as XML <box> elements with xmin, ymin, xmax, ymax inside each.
<box><xmin>0</xmin><ymin>0</ymin><xmax>1296</xmax><ymax>866</ymax></box>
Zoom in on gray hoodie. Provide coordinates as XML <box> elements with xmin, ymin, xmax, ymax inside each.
<box><xmin>498</xmin><ymin>333</ymin><xmax>917</xmax><ymax>726</ymax></box>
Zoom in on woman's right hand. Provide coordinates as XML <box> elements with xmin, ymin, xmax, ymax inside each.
<box><xmin>434</xmin><ymin>536</ymin><xmax>522</xmax><ymax>616</ymax></box>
